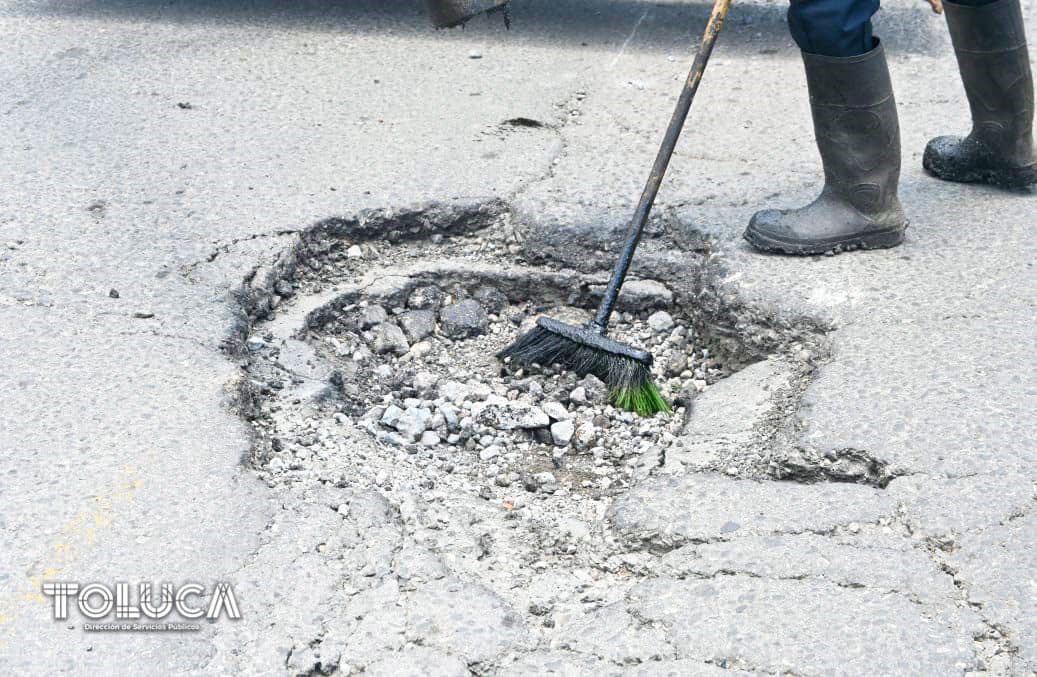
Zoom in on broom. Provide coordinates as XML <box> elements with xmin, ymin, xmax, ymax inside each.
<box><xmin>499</xmin><ymin>0</ymin><xmax>732</xmax><ymax>416</ymax></box>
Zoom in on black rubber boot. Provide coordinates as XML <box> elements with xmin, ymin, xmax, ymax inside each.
<box><xmin>923</xmin><ymin>0</ymin><xmax>1037</xmax><ymax>188</ymax></box>
<box><xmin>744</xmin><ymin>42</ymin><xmax>906</xmax><ymax>255</ymax></box>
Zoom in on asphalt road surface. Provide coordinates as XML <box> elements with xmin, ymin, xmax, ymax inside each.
<box><xmin>0</xmin><ymin>0</ymin><xmax>1034</xmax><ymax>674</ymax></box>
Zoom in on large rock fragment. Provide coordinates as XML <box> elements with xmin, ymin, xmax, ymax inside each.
<box><xmin>360</xmin><ymin>304</ymin><xmax>389</xmax><ymax>329</ymax></box>
<box><xmin>394</xmin><ymin>407</ymin><xmax>433</xmax><ymax>441</ymax></box>
<box><xmin>398</xmin><ymin>309</ymin><xmax>437</xmax><ymax>343</ymax></box>
<box><xmin>439</xmin><ymin>300</ymin><xmax>489</xmax><ymax>338</ymax></box>
<box><xmin>473</xmin><ymin>286</ymin><xmax>508</xmax><ymax>314</ymax></box>
<box><xmin>439</xmin><ymin>380</ymin><xmax>492</xmax><ymax>403</ymax></box>
<box><xmin>472</xmin><ymin>397</ymin><xmax>549</xmax><ymax>430</ymax></box>
<box><xmin>407</xmin><ymin>285</ymin><xmax>446</xmax><ymax>311</ymax></box>
<box><xmin>551</xmin><ymin>420</ymin><xmax>575</xmax><ymax>446</ymax></box>
<box><xmin>372</xmin><ymin>322</ymin><xmax>409</xmax><ymax>355</ymax></box>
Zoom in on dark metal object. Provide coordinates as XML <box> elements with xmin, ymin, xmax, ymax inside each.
<box><xmin>592</xmin><ymin>0</ymin><xmax>731</xmax><ymax>333</ymax></box>
<box><xmin>424</xmin><ymin>0</ymin><xmax>510</xmax><ymax>28</ymax></box>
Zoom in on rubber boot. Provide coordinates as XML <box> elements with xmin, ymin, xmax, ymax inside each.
<box><xmin>744</xmin><ymin>41</ymin><xmax>906</xmax><ymax>255</ymax></box>
<box><xmin>923</xmin><ymin>0</ymin><xmax>1037</xmax><ymax>187</ymax></box>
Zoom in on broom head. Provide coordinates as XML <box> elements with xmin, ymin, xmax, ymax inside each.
<box><xmin>498</xmin><ymin>317</ymin><xmax>671</xmax><ymax>416</ymax></box>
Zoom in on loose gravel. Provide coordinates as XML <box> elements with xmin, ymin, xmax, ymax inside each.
<box><xmin>243</xmin><ymin>230</ymin><xmax>738</xmax><ymax>501</ymax></box>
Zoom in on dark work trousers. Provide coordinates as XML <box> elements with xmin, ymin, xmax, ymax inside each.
<box><xmin>788</xmin><ymin>0</ymin><xmax>998</xmax><ymax>57</ymax></box>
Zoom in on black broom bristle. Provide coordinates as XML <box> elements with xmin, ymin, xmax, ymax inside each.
<box><xmin>498</xmin><ymin>323</ymin><xmax>671</xmax><ymax>417</ymax></box>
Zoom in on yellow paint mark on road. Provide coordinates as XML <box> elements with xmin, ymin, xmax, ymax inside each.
<box><xmin>0</xmin><ymin>465</ymin><xmax>142</xmax><ymax>636</ymax></box>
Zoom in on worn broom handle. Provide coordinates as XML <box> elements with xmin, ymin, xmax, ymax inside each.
<box><xmin>591</xmin><ymin>0</ymin><xmax>732</xmax><ymax>332</ymax></box>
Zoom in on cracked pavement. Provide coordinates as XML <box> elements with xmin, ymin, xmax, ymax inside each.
<box><xmin>1</xmin><ymin>0</ymin><xmax>1035</xmax><ymax>674</ymax></box>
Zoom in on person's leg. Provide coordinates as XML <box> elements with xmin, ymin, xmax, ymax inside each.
<box><xmin>743</xmin><ymin>0</ymin><xmax>905</xmax><ymax>255</ymax></box>
<box><xmin>923</xmin><ymin>0</ymin><xmax>1036</xmax><ymax>187</ymax></box>
<box><xmin>788</xmin><ymin>0</ymin><xmax>878</xmax><ymax>57</ymax></box>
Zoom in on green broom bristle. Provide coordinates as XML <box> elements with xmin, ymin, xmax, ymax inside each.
<box><xmin>499</xmin><ymin>322</ymin><xmax>671</xmax><ymax>417</ymax></box>
<box><xmin>610</xmin><ymin>379</ymin><xmax>672</xmax><ymax>417</ymax></box>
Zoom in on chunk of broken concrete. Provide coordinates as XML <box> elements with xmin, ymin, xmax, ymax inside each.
<box><xmin>407</xmin><ymin>285</ymin><xmax>446</xmax><ymax>311</ymax></box>
<box><xmin>551</xmin><ymin>419</ymin><xmax>575</xmax><ymax>446</ymax></box>
<box><xmin>361</xmin><ymin>304</ymin><xmax>388</xmax><ymax>329</ymax></box>
<box><xmin>372</xmin><ymin>322</ymin><xmax>410</xmax><ymax>356</ymax></box>
<box><xmin>472</xmin><ymin>398</ymin><xmax>550</xmax><ymax>431</ymax></box>
<box><xmin>439</xmin><ymin>300</ymin><xmax>489</xmax><ymax>339</ymax></box>
<box><xmin>398</xmin><ymin>309</ymin><xmax>436</xmax><ymax>343</ymax></box>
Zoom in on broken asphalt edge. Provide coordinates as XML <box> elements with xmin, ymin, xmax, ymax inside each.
<box><xmin>218</xmin><ymin>196</ymin><xmax>858</xmax><ymax>482</ymax></box>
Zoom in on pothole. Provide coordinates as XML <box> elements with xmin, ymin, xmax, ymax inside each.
<box><xmin>221</xmin><ymin>201</ymin><xmax>904</xmax><ymax>662</ymax></box>
<box><xmin>235</xmin><ymin>202</ymin><xmax>758</xmax><ymax>501</ymax></box>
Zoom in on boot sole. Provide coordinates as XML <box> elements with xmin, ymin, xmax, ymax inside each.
<box><xmin>743</xmin><ymin>225</ymin><xmax>905</xmax><ymax>256</ymax></box>
<box><xmin>923</xmin><ymin>156</ymin><xmax>1037</xmax><ymax>189</ymax></box>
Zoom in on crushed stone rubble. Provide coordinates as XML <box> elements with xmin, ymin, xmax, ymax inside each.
<box><xmin>248</xmin><ymin>277</ymin><xmax>735</xmax><ymax>497</ymax></box>
<box><xmin>238</xmin><ymin>229</ymin><xmax>757</xmax><ymax>553</ymax></box>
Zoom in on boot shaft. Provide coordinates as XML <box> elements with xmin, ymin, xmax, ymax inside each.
<box><xmin>801</xmin><ymin>42</ymin><xmax>901</xmax><ymax>216</ymax></box>
<box><xmin>944</xmin><ymin>0</ymin><xmax>1035</xmax><ymax>167</ymax></box>
<box><xmin>742</xmin><ymin>42</ymin><xmax>906</xmax><ymax>254</ymax></box>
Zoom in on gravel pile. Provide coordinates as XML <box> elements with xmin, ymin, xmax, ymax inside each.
<box><xmin>262</xmin><ymin>281</ymin><xmax>735</xmax><ymax>497</ymax></box>
<box><xmin>239</xmin><ymin>222</ymin><xmax>742</xmax><ymax>504</ymax></box>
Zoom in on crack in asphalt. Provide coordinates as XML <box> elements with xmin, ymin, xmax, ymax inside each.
<box><xmin>116</xmin><ymin>328</ymin><xmax>220</xmax><ymax>354</ymax></box>
<box><xmin>505</xmin><ymin>87</ymin><xmax>590</xmax><ymax>206</ymax></box>
<box><xmin>925</xmin><ymin>543</ymin><xmax>1022</xmax><ymax>669</ymax></box>
<box><xmin>180</xmin><ymin>228</ymin><xmax>302</xmax><ymax>281</ymax></box>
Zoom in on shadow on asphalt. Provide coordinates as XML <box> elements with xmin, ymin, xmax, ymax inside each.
<box><xmin>29</xmin><ymin>0</ymin><xmax>944</xmax><ymax>55</ymax></box>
